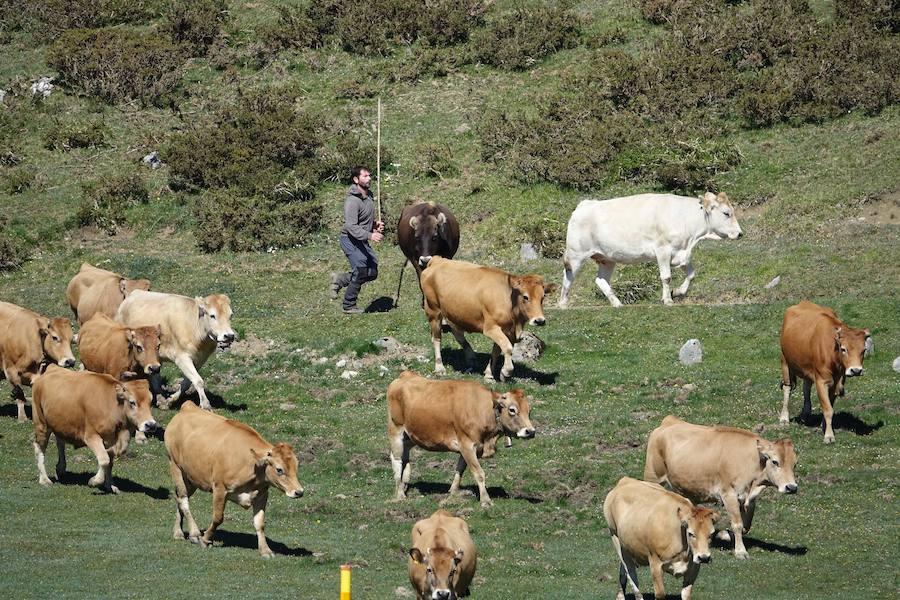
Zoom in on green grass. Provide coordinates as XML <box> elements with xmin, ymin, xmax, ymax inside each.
<box><xmin>1</xmin><ymin>0</ymin><xmax>899</xmax><ymax>598</ymax></box>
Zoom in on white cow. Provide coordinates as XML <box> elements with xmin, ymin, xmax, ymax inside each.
<box><xmin>558</xmin><ymin>192</ymin><xmax>743</xmax><ymax>307</ymax></box>
<box><xmin>116</xmin><ymin>291</ymin><xmax>235</xmax><ymax>410</ymax></box>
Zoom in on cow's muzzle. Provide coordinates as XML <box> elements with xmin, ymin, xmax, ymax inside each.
<box><xmin>432</xmin><ymin>590</ymin><xmax>451</xmax><ymax>600</ymax></box>
<box><xmin>694</xmin><ymin>554</ymin><xmax>711</xmax><ymax>564</ymax></box>
<box><xmin>847</xmin><ymin>367</ymin><xmax>863</xmax><ymax>377</ymax></box>
<box><xmin>781</xmin><ymin>483</ymin><xmax>798</xmax><ymax>494</ymax></box>
<box><xmin>60</xmin><ymin>358</ymin><xmax>76</xmax><ymax>368</ymax></box>
<box><xmin>518</xmin><ymin>427</ymin><xmax>535</xmax><ymax>439</ymax></box>
<box><xmin>140</xmin><ymin>420</ymin><xmax>159</xmax><ymax>433</ymax></box>
<box><xmin>286</xmin><ymin>488</ymin><xmax>304</xmax><ymax>499</ymax></box>
<box><xmin>530</xmin><ymin>317</ymin><xmax>546</xmax><ymax>326</ymax></box>
<box><xmin>419</xmin><ymin>255</ymin><xmax>432</xmax><ymax>268</ymax></box>
<box><xmin>146</xmin><ymin>364</ymin><xmax>161</xmax><ymax>375</ymax></box>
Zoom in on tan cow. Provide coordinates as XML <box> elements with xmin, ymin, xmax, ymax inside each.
<box><xmin>0</xmin><ymin>301</ymin><xmax>76</xmax><ymax>422</ymax></box>
<box><xmin>388</xmin><ymin>371</ymin><xmax>535</xmax><ymax>507</ymax></box>
<box><xmin>66</xmin><ymin>262</ymin><xmax>151</xmax><ymax>325</ymax></box>
<box><xmin>32</xmin><ymin>365</ymin><xmax>157</xmax><ymax>493</ymax></box>
<box><xmin>408</xmin><ymin>509</ymin><xmax>476</xmax><ymax>600</ymax></box>
<box><xmin>780</xmin><ymin>300</ymin><xmax>871</xmax><ymax>443</ymax></box>
<box><xmin>116</xmin><ymin>290</ymin><xmax>235</xmax><ymax>410</ymax></box>
<box><xmin>79</xmin><ymin>314</ymin><xmax>162</xmax><ymax>380</ymax></box>
<box><xmin>420</xmin><ymin>257</ymin><xmax>555</xmax><ymax>381</ymax></box>
<box><xmin>644</xmin><ymin>415</ymin><xmax>798</xmax><ymax>559</ymax></box>
<box><xmin>603</xmin><ymin>477</ymin><xmax>719</xmax><ymax>600</ymax></box>
<box><xmin>164</xmin><ymin>401</ymin><xmax>304</xmax><ymax>557</ymax></box>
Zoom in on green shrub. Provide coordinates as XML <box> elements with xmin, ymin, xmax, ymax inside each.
<box><xmin>414</xmin><ymin>143</ymin><xmax>459</xmax><ymax>179</ymax></box>
<box><xmin>0</xmin><ymin>0</ymin><xmax>161</xmax><ymax>39</ymax></box>
<box><xmin>0</xmin><ymin>215</ymin><xmax>31</xmax><ymax>272</ymax></box>
<box><xmin>2</xmin><ymin>166</ymin><xmax>35</xmax><ymax>193</ymax></box>
<box><xmin>252</xmin><ymin>5</ymin><xmax>316</xmax><ymax>66</ymax></box>
<box><xmin>835</xmin><ymin>0</ymin><xmax>899</xmax><ymax>33</ymax></box>
<box><xmin>164</xmin><ymin>89</ymin><xmax>326</xmax><ymax>195</ymax></box>
<box><xmin>417</xmin><ymin>0</ymin><xmax>486</xmax><ymax>47</ymax></box>
<box><xmin>77</xmin><ymin>172</ymin><xmax>149</xmax><ymax>234</ymax></box>
<box><xmin>472</xmin><ymin>2</ymin><xmax>580</xmax><ymax>70</ymax></box>
<box><xmin>47</xmin><ymin>28</ymin><xmax>184</xmax><ymax>105</ymax></box>
<box><xmin>162</xmin><ymin>0</ymin><xmax>228</xmax><ymax>56</ymax></box>
<box><xmin>521</xmin><ymin>217</ymin><xmax>566</xmax><ymax>259</ymax></box>
<box><xmin>193</xmin><ymin>187</ymin><xmax>324</xmax><ymax>252</ymax></box>
<box><xmin>44</xmin><ymin>117</ymin><xmax>108</xmax><ymax>150</ymax></box>
<box><xmin>616</xmin><ymin>137</ymin><xmax>743</xmax><ymax>193</ymax></box>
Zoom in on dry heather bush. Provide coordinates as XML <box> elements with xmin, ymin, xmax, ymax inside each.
<box><xmin>44</xmin><ymin>118</ymin><xmax>108</xmax><ymax>151</ymax></box>
<box><xmin>252</xmin><ymin>5</ymin><xmax>317</xmax><ymax>66</ymax></box>
<box><xmin>471</xmin><ymin>2</ymin><xmax>580</xmax><ymax>70</ymax></box>
<box><xmin>77</xmin><ymin>172</ymin><xmax>149</xmax><ymax>235</ymax></box>
<box><xmin>162</xmin><ymin>0</ymin><xmax>229</xmax><ymax>57</ymax></box>
<box><xmin>2</xmin><ymin>166</ymin><xmax>35</xmax><ymax>194</ymax></box>
<box><xmin>0</xmin><ymin>215</ymin><xmax>31</xmax><ymax>271</ymax></box>
<box><xmin>47</xmin><ymin>28</ymin><xmax>184</xmax><ymax>105</ymax></box>
<box><xmin>0</xmin><ymin>0</ymin><xmax>160</xmax><ymax>40</ymax></box>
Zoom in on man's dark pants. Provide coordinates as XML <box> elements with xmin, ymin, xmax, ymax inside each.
<box><xmin>338</xmin><ymin>234</ymin><xmax>378</xmax><ymax>310</ymax></box>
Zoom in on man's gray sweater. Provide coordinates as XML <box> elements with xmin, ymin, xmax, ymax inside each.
<box><xmin>341</xmin><ymin>184</ymin><xmax>375</xmax><ymax>242</ymax></box>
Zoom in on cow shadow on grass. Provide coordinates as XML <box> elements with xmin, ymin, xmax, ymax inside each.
<box><xmin>365</xmin><ymin>296</ymin><xmax>398</xmax><ymax>313</ymax></box>
<box><xmin>56</xmin><ymin>472</ymin><xmax>170</xmax><ymax>500</ymax></box>
<box><xmin>793</xmin><ymin>411</ymin><xmax>883</xmax><ymax>436</ymax></box>
<box><xmin>213</xmin><ymin>530</ymin><xmax>312</xmax><ymax>557</ymax></box>
<box><xmin>0</xmin><ymin>402</ymin><xmax>29</xmax><ymax>420</ymax></box>
<box><xmin>156</xmin><ymin>387</ymin><xmax>248</xmax><ymax>413</ymax></box>
<box><xmin>409</xmin><ymin>481</ymin><xmax>543</xmax><ymax>505</ymax></box>
<box><xmin>440</xmin><ymin>348</ymin><xmax>558</xmax><ymax>386</ymax></box>
<box><xmin>712</xmin><ymin>533</ymin><xmax>807</xmax><ymax>556</ymax></box>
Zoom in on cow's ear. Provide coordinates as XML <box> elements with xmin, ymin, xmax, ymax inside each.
<box><xmin>756</xmin><ymin>439</ymin><xmax>772</xmax><ymax>461</ymax></box>
<box><xmin>453</xmin><ymin>548</ymin><xmax>464</xmax><ymax>563</ymax></box>
<box><xmin>408</xmin><ymin>216</ymin><xmax>420</xmax><ymax>230</ymax></box>
<box><xmin>409</xmin><ymin>548</ymin><xmax>424</xmax><ymax>564</ymax></box>
<box><xmin>702</xmin><ymin>192</ymin><xmax>717</xmax><ymax>213</ymax></box>
<box><xmin>156</xmin><ymin>324</ymin><xmax>163</xmax><ymax>337</ymax></box>
<box><xmin>115</xmin><ymin>384</ymin><xmax>128</xmax><ymax>404</ymax></box>
<box><xmin>710</xmin><ymin>510</ymin><xmax>721</xmax><ymax>523</ymax></box>
<box><xmin>492</xmin><ymin>392</ymin><xmax>506</xmax><ymax>411</ymax></box>
<box><xmin>37</xmin><ymin>318</ymin><xmax>49</xmax><ymax>338</ymax></box>
<box><xmin>251</xmin><ymin>448</ymin><xmax>272</xmax><ymax>467</ymax></box>
<box><xmin>125</xmin><ymin>329</ymin><xmax>135</xmax><ymax>345</ymax></box>
<box><xmin>436</xmin><ymin>212</ymin><xmax>447</xmax><ymax>226</ymax></box>
<box><xmin>833</xmin><ymin>326</ymin><xmax>843</xmax><ymax>341</ymax></box>
<box><xmin>508</xmin><ymin>275</ymin><xmax>523</xmax><ymax>291</ymax></box>
<box><xmin>544</xmin><ymin>283</ymin><xmax>557</xmax><ymax>294</ymax></box>
<box><xmin>119</xmin><ymin>278</ymin><xmax>127</xmax><ymax>296</ymax></box>
<box><xmin>676</xmin><ymin>506</ymin><xmax>688</xmax><ymax>524</ymax></box>
<box><xmin>716</xmin><ymin>191</ymin><xmax>729</xmax><ymax>203</ymax></box>
<box><xmin>197</xmin><ymin>301</ymin><xmax>207</xmax><ymax>319</ymax></box>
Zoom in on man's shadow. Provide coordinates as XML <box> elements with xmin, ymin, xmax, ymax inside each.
<box><xmin>365</xmin><ymin>296</ymin><xmax>398</xmax><ymax>313</ymax></box>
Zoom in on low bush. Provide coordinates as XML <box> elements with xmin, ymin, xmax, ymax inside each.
<box><xmin>520</xmin><ymin>217</ymin><xmax>566</xmax><ymax>259</ymax></box>
<box><xmin>252</xmin><ymin>5</ymin><xmax>316</xmax><ymax>66</ymax></box>
<box><xmin>414</xmin><ymin>143</ymin><xmax>459</xmax><ymax>179</ymax></box>
<box><xmin>77</xmin><ymin>172</ymin><xmax>149</xmax><ymax>234</ymax></box>
<box><xmin>0</xmin><ymin>215</ymin><xmax>31</xmax><ymax>271</ymax></box>
<box><xmin>835</xmin><ymin>0</ymin><xmax>899</xmax><ymax>33</ymax></box>
<box><xmin>417</xmin><ymin>0</ymin><xmax>486</xmax><ymax>47</ymax></box>
<box><xmin>44</xmin><ymin>117</ymin><xmax>107</xmax><ymax>150</ymax></box>
<box><xmin>0</xmin><ymin>0</ymin><xmax>160</xmax><ymax>40</ymax></box>
<box><xmin>471</xmin><ymin>2</ymin><xmax>580</xmax><ymax>70</ymax></box>
<box><xmin>162</xmin><ymin>0</ymin><xmax>229</xmax><ymax>57</ymax></box>
<box><xmin>2</xmin><ymin>166</ymin><xmax>35</xmax><ymax>193</ymax></box>
<box><xmin>47</xmin><ymin>28</ymin><xmax>184</xmax><ymax>105</ymax></box>
<box><xmin>193</xmin><ymin>188</ymin><xmax>324</xmax><ymax>252</ymax></box>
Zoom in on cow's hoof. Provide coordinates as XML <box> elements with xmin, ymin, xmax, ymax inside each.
<box><xmin>88</xmin><ymin>475</ymin><xmax>103</xmax><ymax>488</ymax></box>
<box><xmin>734</xmin><ymin>550</ymin><xmax>749</xmax><ymax>560</ymax></box>
<box><xmin>823</xmin><ymin>435</ymin><xmax>835</xmax><ymax>444</ymax></box>
<box><xmin>434</xmin><ymin>365</ymin><xmax>446</xmax><ymax>376</ymax></box>
<box><xmin>39</xmin><ymin>476</ymin><xmax>52</xmax><ymax>487</ymax></box>
<box><xmin>663</xmin><ymin>299</ymin><xmax>674</xmax><ymax>306</ymax></box>
<box><xmin>173</xmin><ymin>530</ymin><xmax>186</xmax><ymax>541</ymax></box>
<box><xmin>55</xmin><ymin>471</ymin><xmax>66</xmax><ymax>482</ymax></box>
<box><xmin>259</xmin><ymin>549</ymin><xmax>275</xmax><ymax>559</ymax></box>
<box><xmin>480</xmin><ymin>499</ymin><xmax>493</xmax><ymax>508</ymax></box>
<box><xmin>105</xmin><ymin>484</ymin><xmax>120</xmax><ymax>494</ymax></box>
<box><xmin>135</xmin><ymin>432</ymin><xmax>148</xmax><ymax>444</ymax></box>
<box><xmin>778</xmin><ymin>416</ymin><xmax>789</xmax><ymax>425</ymax></box>
<box><xmin>610</xmin><ymin>300</ymin><xmax>623</xmax><ymax>308</ymax></box>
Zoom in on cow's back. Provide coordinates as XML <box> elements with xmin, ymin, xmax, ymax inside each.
<box><xmin>410</xmin><ymin>510</ymin><xmax>477</xmax><ymax>596</ymax></box>
<box><xmin>0</xmin><ymin>301</ymin><xmax>41</xmax><ymax>364</ymax></box>
<box><xmin>781</xmin><ymin>301</ymin><xmax>842</xmax><ymax>375</ymax></box>
<box><xmin>604</xmin><ymin>477</ymin><xmax>688</xmax><ymax>561</ymax></box>
<box><xmin>32</xmin><ymin>366</ymin><xmax>118</xmax><ymax>443</ymax></box>
<box><xmin>421</xmin><ymin>258</ymin><xmax>510</xmax><ymax>329</ymax></box>
<box><xmin>389</xmin><ymin>373</ymin><xmax>492</xmax><ymax>444</ymax></box>
<box><xmin>79</xmin><ymin>314</ymin><xmax>129</xmax><ymax>375</ymax></box>
<box><xmin>118</xmin><ymin>290</ymin><xmax>202</xmax><ymax>361</ymax></box>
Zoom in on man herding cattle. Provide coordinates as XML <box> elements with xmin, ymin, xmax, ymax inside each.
<box><xmin>643</xmin><ymin>415</ymin><xmax>798</xmax><ymax>559</ymax></box>
<box><xmin>603</xmin><ymin>477</ymin><xmax>719</xmax><ymax>600</ymax></box>
<box><xmin>0</xmin><ymin>301</ymin><xmax>76</xmax><ymax>422</ymax></box>
<box><xmin>559</xmin><ymin>191</ymin><xmax>742</xmax><ymax>308</ymax></box>
<box><xmin>388</xmin><ymin>371</ymin><xmax>535</xmax><ymax>507</ymax></box>
<box><xmin>329</xmin><ymin>166</ymin><xmax>385</xmax><ymax>314</ymax></box>
<box><xmin>780</xmin><ymin>300</ymin><xmax>871</xmax><ymax>443</ymax></box>
<box><xmin>420</xmin><ymin>257</ymin><xmax>554</xmax><ymax>381</ymax></box>
<box><xmin>116</xmin><ymin>290</ymin><xmax>235</xmax><ymax>410</ymax></box>
<box><xmin>165</xmin><ymin>401</ymin><xmax>304</xmax><ymax>557</ymax></box>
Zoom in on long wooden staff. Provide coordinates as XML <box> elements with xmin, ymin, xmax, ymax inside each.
<box><xmin>376</xmin><ymin>96</ymin><xmax>382</xmax><ymax>222</ymax></box>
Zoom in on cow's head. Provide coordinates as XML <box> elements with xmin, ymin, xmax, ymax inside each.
<box><xmin>703</xmin><ymin>192</ymin><xmax>743</xmax><ymax>240</ymax></box>
<box><xmin>253</xmin><ymin>443</ymin><xmax>303</xmax><ymax>499</ymax></box>
<box><xmin>834</xmin><ymin>326</ymin><xmax>870</xmax><ymax>377</ymax></box>
<box><xmin>408</xmin><ymin>208</ymin><xmax>450</xmax><ymax>268</ymax></box>
<box><xmin>196</xmin><ymin>294</ymin><xmax>236</xmax><ymax>349</ymax></box>
<box><xmin>510</xmin><ymin>275</ymin><xmax>555</xmax><ymax>326</ymax></box>
<box><xmin>409</xmin><ymin>546</ymin><xmax>465</xmax><ymax>600</ymax></box>
<box><xmin>758</xmin><ymin>438</ymin><xmax>798</xmax><ymax>494</ymax></box>
<box><xmin>119</xmin><ymin>277</ymin><xmax>151</xmax><ymax>299</ymax></box>
<box><xmin>117</xmin><ymin>379</ymin><xmax>157</xmax><ymax>434</ymax></box>
<box><xmin>126</xmin><ymin>325</ymin><xmax>162</xmax><ymax>376</ymax></box>
<box><xmin>493</xmin><ymin>389</ymin><xmax>535</xmax><ymax>439</ymax></box>
<box><xmin>678</xmin><ymin>505</ymin><xmax>719</xmax><ymax>564</ymax></box>
<box><xmin>38</xmin><ymin>317</ymin><xmax>76</xmax><ymax>368</ymax></box>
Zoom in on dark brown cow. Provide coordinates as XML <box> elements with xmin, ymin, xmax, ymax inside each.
<box><xmin>779</xmin><ymin>300</ymin><xmax>871</xmax><ymax>443</ymax></box>
<box><xmin>420</xmin><ymin>257</ymin><xmax>554</xmax><ymax>381</ymax></box>
<box><xmin>0</xmin><ymin>301</ymin><xmax>76</xmax><ymax>422</ymax></box>
<box><xmin>395</xmin><ymin>201</ymin><xmax>460</xmax><ymax>305</ymax></box>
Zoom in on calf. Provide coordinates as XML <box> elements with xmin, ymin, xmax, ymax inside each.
<box><xmin>116</xmin><ymin>290</ymin><xmax>235</xmax><ymax>410</ymax></box>
<box><xmin>32</xmin><ymin>365</ymin><xmax>157</xmax><ymax>493</ymax></box>
<box><xmin>603</xmin><ymin>477</ymin><xmax>719</xmax><ymax>600</ymax></box>
<box><xmin>388</xmin><ymin>371</ymin><xmax>535</xmax><ymax>507</ymax></box>
<box><xmin>164</xmin><ymin>401</ymin><xmax>304</xmax><ymax>557</ymax></box>
<box><xmin>0</xmin><ymin>301</ymin><xmax>76</xmax><ymax>422</ymax></box>
<box><xmin>66</xmin><ymin>262</ymin><xmax>151</xmax><ymax>325</ymax></box>
<box><xmin>559</xmin><ymin>191</ymin><xmax>742</xmax><ymax>307</ymax></box>
<box><xmin>780</xmin><ymin>300</ymin><xmax>870</xmax><ymax>443</ymax></box>
<box><xmin>408</xmin><ymin>509</ymin><xmax>476</xmax><ymax>600</ymax></box>
<box><xmin>421</xmin><ymin>257</ymin><xmax>554</xmax><ymax>381</ymax></box>
<box><xmin>644</xmin><ymin>415</ymin><xmax>797</xmax><ymax>559</ymax></box>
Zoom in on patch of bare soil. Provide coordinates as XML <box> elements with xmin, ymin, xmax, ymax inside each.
<box><xmin>857</xmin><ymin>189</ymin><xmax>900</xmax><ymax>225</ymax></box>
<box><xmin>229</xmin><ymin>332</ymin><xmax>279</xmax><ymax>360</ymax></box>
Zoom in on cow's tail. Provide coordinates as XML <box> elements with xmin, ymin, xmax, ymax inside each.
<box><xmin>394</xmin><ymin>259</ymin><xmax>407</xmax><ymax>308</ymax></box>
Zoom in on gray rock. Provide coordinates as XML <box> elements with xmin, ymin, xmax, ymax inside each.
<box><xmin>336</xmin><ymin>358</ymin><xmax>348</xmax><ymax>368</ymax></box>
<box><xmin>0</xmin><ymin>89</ymin><xmax>6</xmax><ymax>104</ymax></box>
<box><xmin>340</xmin><ymin>370</ymin><xmax>358</xmax><ymax>379</ymax></box>
<box><xmin>142</xmin><ymin>151</ymin><xmax>162</xmax><ymax>169</ymax></box>
<box><xmin>679</xmin><ymin>339</ymin><xmax>703</xmax><ymax>365</ymax></box>
<box><xmin>279</xmin><ymin>402</ymin><xmax>296</xmax><ymax>411</ymax></box>
<box><xmin>454</xmin><ymin>123</ymin><xmax>471</xmax><ymax>135</ymax></box>
<box><xmin>512</xmin><ymin>331</ymin><xmax>545</xmax><ymax>362</ymax></box>
<box><xmin>893</xmin><ymin>356</ymin><xmax>900</xmax><ymax>373</ymax></box>
<box><xmin>764</xmin><ymin>275</ymin><xmax>781</xmax><ymax>289</ymax></box>
<box><xmin>520</xmin><ymin>242</ymin><xmax>538</xmax><ymax>261</ymax></box>
<box><xmin>864</xmin><ymin>336</ymin><xmax>874</xmax><ymax>356</ymax></box>
<box><xmin>379</xmin><ymin>365</ymin><xmax>390</xmax><ymax>377</ymax></box>
<box><xmin>30</xmin><ymin>76</ymin><xmax>53</xmax><ymax>99</ymax></box>
<box><xmin>373</xmin><ymin>336</ymin><xmax>400</xmax><ymax>352</ymax></box>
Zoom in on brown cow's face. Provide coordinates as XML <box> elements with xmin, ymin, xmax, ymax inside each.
<box><xmin>494</xmin><ymin>389</ymin><xmax>535</xmax><ymax>439</ymax></box>
<box><xmin>703</xmin><ymin>192</ymin><xmax>743</xmax><ymax>240</ymax></box>
<box><xmin>409</xmin><ymin>212</ymin><xmax>447</xmax><ymax>268</ymax></box>
<box><xmin>198</xmin><ymin>294</ymin><xmax>236</xmax><ymax>349</ymax></box>
<box><xmin>759</xmin><ymin>439</ymin><xmax>798</xmax><ymax>494</ymax></box>
<box><xmin>835</xmin><ymin>326</ymin><xmax>869</xmax><ymax>377</ymax></box>
<box><xmin>409</xmin><ymin>547</ymin><xmax>464</xmax><ymax>600</ymax></box>
<box><xmin>511</xmin><ymin>275</ymin><xmax>555</xmax><ymax>326</ymax></box>
<box><xmin>679</xmin><ymin>505</ymin><xmax>719</xmax><ymax>564</ymax></box>
<box><xmin>118</xmin><ymin>380</ymin><xmax>157</xmax><ymax>434</ymax></box>
<box><xmin>40</xmin><ymin>318</ymin><xmax>76</xmax><ymax>368</ymax></box>
<box><xmin>127</xmin><ymin>325</ymin><xmax>162</xmax><ymax>376</ymax></box>
<box><xmin>120</xmin><ymin>278</ymin><xmax>151</xmax><ymax>298</ymax></box>
<box><xmin>257</xmin><ymin>443</ymin><xmax>304</xmax><ymax>498</ymax></box>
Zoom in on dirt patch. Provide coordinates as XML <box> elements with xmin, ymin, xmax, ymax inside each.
<box><xmin>229</xmin><ymin>332</ymin><xmax>279</xmax><ymax>360</ymax></box>
<box><xmin>347</xmin><ymin>452</ymin><xmax>383</xmax><ymax>472</ymax></box>
<box><xmin>298</xmin><ymin>437</ymin><xmax>345</xmax><ymax>463</ymax></box>
<box><xmin>857</xmin><ymin>189</ymin><xmax>900</xmax><ymax>225</ymax></box>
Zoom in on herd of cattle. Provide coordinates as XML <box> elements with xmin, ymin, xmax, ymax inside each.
<box><xmin>0</xmin><ymin>192</ymin><xmax>876</xmax><ymax>599</ymax></box>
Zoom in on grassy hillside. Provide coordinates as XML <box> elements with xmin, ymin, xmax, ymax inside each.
<box><xmin>1</xmin><ymin>1</ymin><xmax>898</xmax><ymax>599</ymax></box>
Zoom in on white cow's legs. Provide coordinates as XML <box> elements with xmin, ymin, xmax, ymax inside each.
<box><xmin>173</xmin><ymin>354</ymin><xmax>210</xmax><ymax>410</ymax></box>
<box><xmin>673</xmin><ymin>261</ymin><xmax>696</xmax><ymax>298</ymax></box>
<box><xmin>558</xmin><ymin>255</ymin><xmax>584</xmax><ymax>308</ymax></box>
<box><xmin>594</xmin><ymin>261</ymin><xmax>622</xmax><ymax>308</ymax></box>
<box><xmin>654</xmin><ymin>247</ymin><xmax>674</xmax><ymax>305</ymax></box>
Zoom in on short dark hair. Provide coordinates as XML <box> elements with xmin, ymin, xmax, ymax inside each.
<box><xmin>349</xmin><ymin>166</ymin><xmax>369</xmax><ymax>181</ymax></box>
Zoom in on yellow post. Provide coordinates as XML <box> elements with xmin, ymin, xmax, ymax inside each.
<box><xmin>340</xmin><ymin>564</ymin><xmax>351</xmax><ymax>600</ymax></box>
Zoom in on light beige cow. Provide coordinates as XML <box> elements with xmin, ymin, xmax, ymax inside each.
<box><xmin>408</xmin><ymin>510</ymin><xmax>476</xmax><ymax>600</ymax></box>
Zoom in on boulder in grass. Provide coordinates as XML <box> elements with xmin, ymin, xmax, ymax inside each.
<box><xmin>679</xmin><ymin>339</ymin><xmax>702</xmax><ymax>365</ymax></box>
